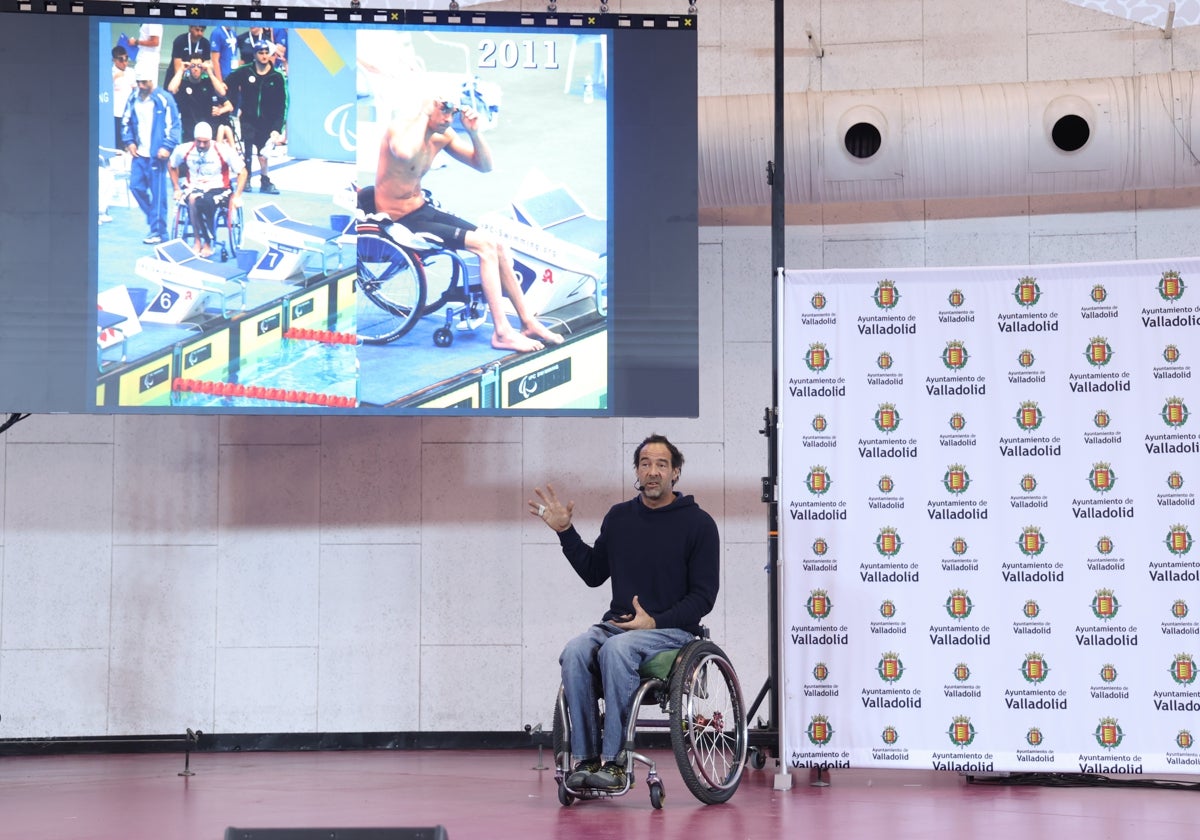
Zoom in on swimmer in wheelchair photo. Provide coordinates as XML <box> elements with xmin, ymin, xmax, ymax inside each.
<box><xmin>531</xmin><ymin>435</ymin><xmax>749</xmax><ymax>809</ymax></box>
<box><xmin>355</xmin><ymin>186</ymin><xmax>490</xmax><ymax>348</ymax></box>
<box><xmin>354</xmin><ymin>181</ymin><xmax>607</xmax><ymax>350</ymax></box>
<box><xmin>168</xmin><ymin>121</ymin><xmax>247</xmax><ymax>261</ymax></box>
<box><xmin>355</xmin><ymin>94</ymin><xmax>567</xmax><ymax>352</ymax></box>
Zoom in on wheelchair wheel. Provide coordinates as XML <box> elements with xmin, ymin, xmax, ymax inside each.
<box><xmin>648</xmin><ymin>779</ymin><xmax>665</xmax><ymax>809</ymax></box>
<box><xmin>172</xmin><ymin>204</ymin><xmax>187</xmax><ymax>243</ymax></box>
<box><xmin>551</xmin><ymin>696</ymin><xmax>568</xmax><ymax>769</ymax></box>
<box><xmin>356</xmin><ymin>233</ymin><xmax>428</xmax><ymax>345</ymax></box>
<box><xmin>418</xmin><ymin>249</ymin><xmax>469</xmax><ymax>318</ymax></box>
<box><xmin>223</xmin><ymin>205</ymin><xmax>244</xmax><ymax>262</ymax></box>
<box><xmin>668</xmin><ymin>640</ymin><xmax>748</xmax><ymax>804</ymax></box>
<box><xmin>748</xmin><ymin>746</ymin><xmax>768</xmax><ymax>771</ymax></box>
<box><xmin>551</xmin><ymin>693</ymin><xmax>578</xmax><ymax>806</ymax></box>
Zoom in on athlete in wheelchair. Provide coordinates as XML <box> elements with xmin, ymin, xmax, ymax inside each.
<box><xmin>355</xmin><ymin>186</ymin><xmax>490</xmax><ymax>347</ymax></box>
<box><xmin>355</xmin><ymin>95</ymin><xmax>564</xmax><ymax>350</ymax></box>
<box><xmin>168</xmin><ymin>121</ymin><xmax>246</xmax><ymax>260</ymax></box>
<box><xmin>531</xmin><ymin>435</ymin><xmax>748</xmax><ymax>808</ymax></box>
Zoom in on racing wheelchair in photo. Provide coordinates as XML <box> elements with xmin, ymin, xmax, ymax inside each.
<box><xmin>552</xmin><ymin>632</ymin><xmax>749</xmax><ymax>809</ymax></box>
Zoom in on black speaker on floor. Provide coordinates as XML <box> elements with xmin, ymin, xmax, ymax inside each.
<box><xmin>224</xmin><ymin>829</ymin><xmax>447</xmax><ymax>840</ymax></box>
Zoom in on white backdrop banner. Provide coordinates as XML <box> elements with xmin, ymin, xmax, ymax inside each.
<box><xmin>778</xmin><ymin>258</ymin><xmax>1199</xmax><ymax>776</ymax></box>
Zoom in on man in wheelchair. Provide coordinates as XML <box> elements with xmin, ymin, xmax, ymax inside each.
<box><xmin>530</xmin><ymin>434</ymin><xmax>720</xmax><ymax>792</ymax></box>
<box><xmin>363</xmin><ymin>95</ymin><xmax>565</xmax><ymax>353</ymax></box>
<box><xmin>168</xmin><ymin>121</ymin><xmax>246</xmax><ymax>258</ymax></box>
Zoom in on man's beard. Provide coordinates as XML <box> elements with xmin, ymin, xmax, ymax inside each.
<box><xmin>642</xmin><ymin>482</ymin><xmax>666</xmax><ymax>499</ymax></box>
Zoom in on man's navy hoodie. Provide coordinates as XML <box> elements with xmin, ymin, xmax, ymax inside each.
<box><xmin>557</xmin><ymin>492</ymin><xmax>719</xmax><ymax>635</ymax></box>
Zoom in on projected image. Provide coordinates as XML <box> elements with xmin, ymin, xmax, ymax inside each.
<box><xmin>94</xmin><ymin>19</ymin><xmax>608</xmax><ymax>413</ymax></box>
<box><xmin>353</xmin><ymin>29</ymin><xmax>608</xmax><ymax>409</ymax></box>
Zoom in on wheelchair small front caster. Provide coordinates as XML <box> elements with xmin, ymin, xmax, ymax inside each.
<box><xmin>557</xmin><ymin>780</ymin><xmax>575</xmax><ymax>807</ymax></box>
<box><xmin>433</xmin><ymin>327</ymin><xmax>453</xmax><ymax>347</ymax></box>
<box><xmin>648</xmin><ymin>780</ymin><xmax>665</xmax><ymax>809</ymax></box>
<box><xmin>748</xmin><ymin>747</ymin><xmax>768</xmax><ymax>770</ymax></box>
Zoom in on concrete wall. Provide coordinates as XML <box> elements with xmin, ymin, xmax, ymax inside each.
<box><xmin>3</xmin><ymin>0</ymin><xmax>1198</xmax><ymax>739</ymax></box>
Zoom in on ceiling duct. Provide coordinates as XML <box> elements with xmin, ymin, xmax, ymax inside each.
<box><xmin>697</xmin><ymin>71</ymin><xmax>1200</xmax><ymax>208</ymax></box>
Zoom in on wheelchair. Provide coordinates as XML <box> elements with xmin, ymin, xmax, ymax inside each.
<box><xmin>354</xmin><ymin>215</ymin><xmax>485</xmax><ymax>347</ymax></box>
<box><xmin>552</xmin><ymin>634</ymin><xmax>748</xmax><ymax>809</ymax></box>
<box><xmin>172</xmin><ymin>188</ymin><xmax>244</xmax><ymax>263</ymax></box>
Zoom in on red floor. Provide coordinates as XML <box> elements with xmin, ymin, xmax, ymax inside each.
<box><xmin>0</xmin><ymin>749</ymin><xmax>1195</xmax><ymax>840</ymax></box>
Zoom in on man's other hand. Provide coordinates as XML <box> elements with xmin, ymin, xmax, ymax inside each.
<box><xmin>611</xmin><ymin>596</ymin><xmax>656</xmax><ymax>631</ymax></box>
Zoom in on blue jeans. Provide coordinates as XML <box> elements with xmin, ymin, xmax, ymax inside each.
<box><xmin>130</xmin><ymin>155</ymin><xmax>169</xmax><ymax>238</ymax></box>
<box><xmin>559</xmin><ymin>623</ymin><xmax>695</xmax><ymax>763</ymax></box>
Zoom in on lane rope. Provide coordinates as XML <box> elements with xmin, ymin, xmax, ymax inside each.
<box><xmin>172</xmin><ymin>378</ymin><xmax>357</xmax><ymax>407</ymax></box>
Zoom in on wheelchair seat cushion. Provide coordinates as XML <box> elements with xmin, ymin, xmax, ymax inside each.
<box><xmin>639</xmin><ymin>648</ymin><xmax>681</xmax><ymax>681</ymax></box>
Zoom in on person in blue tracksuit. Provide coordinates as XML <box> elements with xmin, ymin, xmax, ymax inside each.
<box><xmin>121</xmin><ymin>66</ymin><xmax>181</xmax><ymax>244</ymax></box>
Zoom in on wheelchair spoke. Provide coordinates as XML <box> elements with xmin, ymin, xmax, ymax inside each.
<box><xmin>358</xmin><ymin>262</ymin><xmax>418</xmax><ymax>317</ymax></box>
<box><xmin>355</xmin><ymin>233</ymin><xmax>428</xmax><ymax>344</ymax></box>
<box><xmin>669</xmin><ymin>641</ymin><xmax>748</xmax><ymax>804</ymax></box>
<box><xmin>684</xmin><ymin>667</ymin><xmax>739</xmax><ymax>786</ymax></box>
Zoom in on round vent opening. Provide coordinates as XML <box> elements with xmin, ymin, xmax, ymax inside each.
<box><xmin>1051</xmin><ymin>114</ymin><xmax>1090</xmax><ymax>152</ymax></box>
<box><xmin>844</xmin><ymin>122</ymin><xmax>882</xmax><ymax>159</ymax></box>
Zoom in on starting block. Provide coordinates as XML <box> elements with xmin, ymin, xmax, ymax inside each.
<box><xmin>135</xmin><ymin>238</ymin><xmax>248</xmax><ymax>324</ymax></box>
<box><xmin>246</xmin><ymin>243</ymin><xmax>307</xmax><ymax>283</ymax></box>
<box><xmin>96</xmin><ymin>307</ymin><xmax>130</xmax><ymax>372</ymax></box>
<box><xmin>479</xmin><ymin>212</ymin><xmax>605</xmax><ymax>319</ymax></box>
<box><xmin>511</xmin><ymin>184</ymin><xmax>608</xmax><ymax>257</ymax></box>
<box><xmin>97</xmin><ymin>284</ymin><xmax>145</xmax><ymax>371</ymax></box>
<box><xmin>243</xmin><ymin>203</ymin><xmax>346</xmax><ymax>276</ymax></box>
<box><xmin>483</xmin><ymin>174</ymin><xmax>609</xmax><ymax>319</ymax></box>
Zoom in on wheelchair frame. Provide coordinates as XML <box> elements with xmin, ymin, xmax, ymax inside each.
<box><xmin>354</xmin><ymin>221</ymin><xmax>485</xmax><ymax>347</ymax></box>
<box><xmin>172</xmin><ymin>190</ymin><xmax>244</xmax><ymax>263</ymax></box>
<box><xmin>552</xmin><ymin>638</ymin><xmax>749</xmax><ymax>809</ymax></box>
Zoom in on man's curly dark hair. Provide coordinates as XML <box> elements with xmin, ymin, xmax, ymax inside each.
<box><xmin>633</xmin><ymin>433</ymin><xmax>684</xmax><ymax>472</ymax></box>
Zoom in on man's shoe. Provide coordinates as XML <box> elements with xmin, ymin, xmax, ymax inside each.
<box><xmin>565</xmin><ymin>757</ymin><xmax>600</xmax><ymax>789</ymax></box>
<box><xmin>586</xmin><ymin>760</ymin><xmax>629</xmax><ymax>792</ymax></box>
<box><xmin>142</xmin><ymin>234</ymin><xmax>162</xmax><ymax>245</ymax></box>
<box><xmin>259</xmin><ymin>180</ymin><xmax>280</xmax><ymax>195</ymax></box>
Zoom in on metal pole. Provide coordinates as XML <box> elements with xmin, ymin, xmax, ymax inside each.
<box><xmin>767</xmin><ymin>0</ymin><xmax>791</xmax><ymax>790</ymax></box>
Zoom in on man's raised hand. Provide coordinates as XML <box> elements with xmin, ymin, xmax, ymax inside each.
<box><xmin>529</xmin><ymin>483</ymin><xmax>574</xmax><ymax>532</ymax></box>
